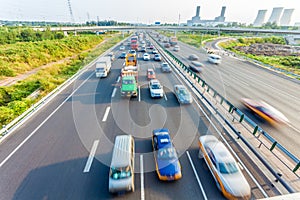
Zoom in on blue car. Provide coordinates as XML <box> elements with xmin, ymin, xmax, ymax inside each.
<box><xmin>152</xmin><ymin>129</ymin><xmax>182</xmax><ymax>181</ymax></box>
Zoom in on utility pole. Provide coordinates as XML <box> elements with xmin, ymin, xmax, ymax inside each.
<box><xmin>67</xmin><ymin>0</ymin><xmax>75</xmax><ymax>23</ymax></box>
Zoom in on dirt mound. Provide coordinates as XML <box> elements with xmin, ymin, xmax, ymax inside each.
<box><xmin>234</xmin><ymin>43</ymin><xmax>300</xmax><ymax>56</ymax></box>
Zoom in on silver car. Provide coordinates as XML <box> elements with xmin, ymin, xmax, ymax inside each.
<box><xmin>174</xmin><ymin>85</ymin><xmax>192</xmax><ymax>104</ymax></box>
<box><xmin>161</xmin><ymin>62</ymin><xmax>172</xmax><ymax>73</ymax></box>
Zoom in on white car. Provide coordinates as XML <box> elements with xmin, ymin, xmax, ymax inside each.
<box><xmin>128</xmin><ymin>50</ymin><xmax>136</xmax><ymax>56</ymax></box>
<box><xmin>149</xmin><ymin>79</ymin><xmax>164</xmax><ymax>98</ymax></box>
<box><xmin>119</xmin><ymin>46</ymin><xmax>125</xmax><ymax>50</ymax></box>
<box><xmin>152</xmin><ymin>49</ymin><xmax>158</xmax><ymax>54</ymax></box>
<box><xmin>143</xmin><ymin>53</ymin><xmax>150</xmax><ymax>61</ymax></box>
<box><xmin>208</xmin><ymin>54</ymin><xmax>221</xmax><ymax>64</ymax></box>
<box><xmin>173</xmin><ymin>45</ymin><xmax>180</xmax><ymax>51</ymax></box>
<box><xmin>199</xmin><ymin>135</ymin><xmax>251</xmax><ymax>200</ymax></box>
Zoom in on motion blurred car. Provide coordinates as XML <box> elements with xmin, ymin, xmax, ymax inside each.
<box><xmin>119</xmin><ymin>45</ymin><xmax>125</xmax><ymax>50</ymax></box>
<box><xmin>199</xmin><ymin>135</ymin><xmax>251</xmax><ymax>200</ymax></box>
<box><xmin>147</xmin><ymin>68</ymin><xmax>156</xmax><ymax>80</ymax></box>
<box><xmin>149</xmin><ymin>79</ymin><xmax>164</xmax><ymax>98</ymax></box>
<box><xmin>173</xmin><ymin>45</ymin><xmax>180</xmax><ymax>52</ymax></box>
<box><xmin>161</xmin><ymin>62</ymin><xmax>172</xmax><ymax>73</ymax></box>
<box><xmin>152</xmin><ymin>129</ymin><xmax>182</xmax><ymax>181</ymax></box>
<box><xmin>189</xmin><ymin>61</ymin><xmax>204</xmax><ymax>73</ymax></box>
<box><xmin>174</xmin><ymin>85</ymin><xmax>193</xmax><ymax>104</ymax></box>
<box><xmin>153</xmin><ymin>54</ymin><xmax>162</xmax><ymax>61</ymax></box>
<box><xmin>164</xmin><ymin>43</ymin><xmax>171</xmax><ymax>48</ymax></box>
<box><xmin>208</xmin><ymin>54</ymin><xmax>221</xmax><ymax>64</ymax></box>
<box><xmin>143</xmin><ymin>53</ymin><xmax>150</xmax><ymax>61</ymax></box>
<box><xmin>119</xmin><ymin>52</ymin><xmax>126</xmax><ymax>59</ymax></box>
<box><xmin>188</xmin><ymin>54</ymin><xmax>199</xmax><ymax>61</ymax></box>
<box><xmin>241</xmin><ymin>98</ymin><xmax>289</xmax><ymax>125</ymax></box>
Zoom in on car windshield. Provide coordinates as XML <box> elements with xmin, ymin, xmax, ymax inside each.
<box><xmin>178</xmin><ymin>88</ymin><xmax>188</xmax><ymax>95</ymax></box>
<box><xmin>219</xmin><ymin>162</ymin><xmax>238</xmax><ymax>174</ymax></box>
<box><xmin>162</xmin><ymin>64</ymin><xmax>169</xmax><ymax>68</ymax></box>
<box><xmin>110</xmin><ymin>166</ymin><xmax>132</xmax><ymax>179</ymax></box>
<box><xmin>123</xmin><ymin>80</ymin><xmax>134</xmax><ymax>84</ymax></box>
<box><xmin>128</xmin><ymin>56</ymin><xmax>135</xmax><ymax>61</ymax></box>
<box><xmin>148</xmin><ymin>71</ymin><xmax>154</xmax><ymax>75</ymax></box>
<box><xmin>96</xmin><ymin>68</ymin><xmax>105</xmax><ymax>72</ymax></box>
<box><xmin>157</xmin><ymin>147</ymin><xmax>177</xmax><ymax>160</ymax></box>
<box><xmin>152</xmin><ymin>84</ymin><xmax>161</xmax><ymax>89</ymax></box>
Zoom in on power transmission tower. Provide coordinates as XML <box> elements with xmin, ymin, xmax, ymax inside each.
<box><xmin>67</xmin><ymin>0</ymin><xmax>75</xmax><ymax>22</ymax></box>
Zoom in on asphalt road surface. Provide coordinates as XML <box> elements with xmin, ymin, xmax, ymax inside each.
<box><xmin>0</xmin><ymin>39</ymin><xmax>280</xmax><ymax>199</ymax></box>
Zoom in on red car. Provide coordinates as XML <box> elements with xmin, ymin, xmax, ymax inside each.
<box><xmin>147</xmin><ymin>68</ymin><xmax>156</xmax><ymax>80</ymax></box>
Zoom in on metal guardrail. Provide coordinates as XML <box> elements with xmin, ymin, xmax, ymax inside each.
<box><xmin>164</xmin><ymin>48</ymin><xmax>300</xmax><ymax>174</ymax></box>
<box><xmin>149</xmin><ymin>33</ymin><xmax>299</xmax><ymax>192</ymax></box>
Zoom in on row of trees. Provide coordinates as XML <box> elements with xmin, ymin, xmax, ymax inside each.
<box><xmin>0</xmin><ymin>27</ymin><xmax>65</xmax><ymax>45</ymax></box>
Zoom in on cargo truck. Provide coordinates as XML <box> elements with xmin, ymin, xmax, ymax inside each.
<box><xmin>125</xmin><ymin>53</ymin><xmax>137</xmax><ymax>67</ymax></box>
<box><xmin>95</xmin><ymin>56</ymin><xmax>111</xmax><ymax>78</ymax></box>
<box><xmin>120</xmin><ymin>70</ymin><xmax>138</xmax><ymax>97</ymax></box>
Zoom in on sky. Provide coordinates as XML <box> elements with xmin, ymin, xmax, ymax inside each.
<box><xmin>0</xmin><ymin>0</ymin><xmax>300</xmax><ymax>25</ymax></box>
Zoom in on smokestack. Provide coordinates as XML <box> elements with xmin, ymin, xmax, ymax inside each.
<box><xmin>220</xmin><ymin>6</ymin><xmax>226</xmax><ymax>17</ymax></box>
<box><xmin>196</xmin><ymin>6</ymin><xmax>200</xmax><ymax>17</ymax></box>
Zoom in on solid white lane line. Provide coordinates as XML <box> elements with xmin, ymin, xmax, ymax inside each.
<box><xmin>83</xmin><ymin>140</ymin><xmax>99</xmax><ymax>173</ymax></box>
<box><xmin>164</xmin><ymin>93</ymin><xmax>168</xmax><ymax>101</ymax></box>
<box><xmin>0</xmin><ymin>72</ymin><xmax>95</xmax><ymax>168</ymax></box>
<box><xmin>102</xmin><ymin>107</ymin><xmax>111</xmax><ymax>122</ymax></box>
<box><xmin>140</xmin><ymin>154</ymin><xmax>145</xmax><ymax>200</ymax></box>
<box><xmin>111</xmin><ymin>88</ymin><xmax>117</xmax><ymax>98</ymax></box>
<box><xmin>287</xmin><ymin>124</ymin><xmax>300</xmax><ymax>134</ymax></box>
<box><xmin>152</xmin><ymin>63</ymin><xmax>156</xmax><ymax>70</ymax></box>
<box><xmin>138</xmin><ymin>86</ymin><xmax>141</xmax><ymax>102</ymax></box>
<box><xmin>186</xmin><ymin>151</ymin><xmax>208</xmax><ymax>200</ymax></box>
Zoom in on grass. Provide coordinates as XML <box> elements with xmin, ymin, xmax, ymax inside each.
<box><xmin>158</xmin><ymin>30</ymin><xmax>220</xmax><ymax>48</ymax></box>
<box><xmin>219</xmin><ymin>37</ymin><xmax>300</xmax><ymax>77</ymax></box>
<box><xmin>0</xmin><ymin>33</ymin><xmax>127</xmax><ymax>128</ymax></box>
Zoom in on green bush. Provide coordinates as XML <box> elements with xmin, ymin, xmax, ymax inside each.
<box><xmin>0</xmin><ymin>106</ymin><xmax>15</xmax><ymax>126</ymax></box>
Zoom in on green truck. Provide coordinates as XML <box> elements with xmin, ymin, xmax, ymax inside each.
<box><xmin>120</xmin><ymin>71</ymin><xmax>138</xmax><ymax>97</ymax></box>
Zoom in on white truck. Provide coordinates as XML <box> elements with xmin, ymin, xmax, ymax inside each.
<box><xmin>95</xmin><ymin>56</ymin><xmax>112</xmax><ymax>78</ymax></box>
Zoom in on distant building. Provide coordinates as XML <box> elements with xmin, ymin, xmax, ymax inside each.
<box><xmin>215</xmin><ymin>6</ymin><xmax>226</xmax><ymax>22</ymax></box>
<box><xmin>253</xmin><ymin>10</ymin><xmax>267</xmax><ymax>27</ymax></box>
<box><xmin>280</xmin><ymin>9</ymin><xmax>294</xmax><ymax>26</ymax></box>
<box><xmin>253</xmin><ymin>7</ymin><xmax>295</xmax><ymax>27</ymax></box>
<box><xmin>190</xmin><ymin>6</ymin><xmax>201</xmax><ymax>24</ymax></box>
<box><xmin>187</xmin><ymin>5</ymin><xmax>227</xmax><ymax>26</ymax></box>
<box><xmin>268</xmin><ymin>7</ymin><xmax>284</xmax><ymax>24</ymax></box>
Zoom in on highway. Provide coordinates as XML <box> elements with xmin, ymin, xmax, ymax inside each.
<box><xmin>0</xmin><ymin>37</ymin><xmax>283</xmax><ymax>199</ymax></box>
<box><xmin>161</xmin><ymin>37</ymin><xmax>300</xmax><ymax>158</ymax></box>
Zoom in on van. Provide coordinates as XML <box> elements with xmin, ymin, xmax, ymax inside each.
<box><xmin>208</xmin><ymin>54</ymin><xmax>221</xmax><ymax>64</ymax></box>
<box><xmin>95</xmin><ymin>56</ymin><xmax>111</xmax><ymax>78</ymax></box>
<box><xmin>109</xmin><ymin>135</ymin><xmax>135</xmax><ymax>193</ymax></box>
<box><xmin>108</xmin><ymin>52</ymin><xmax>115</xmax><ymax>61</ymax></box>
